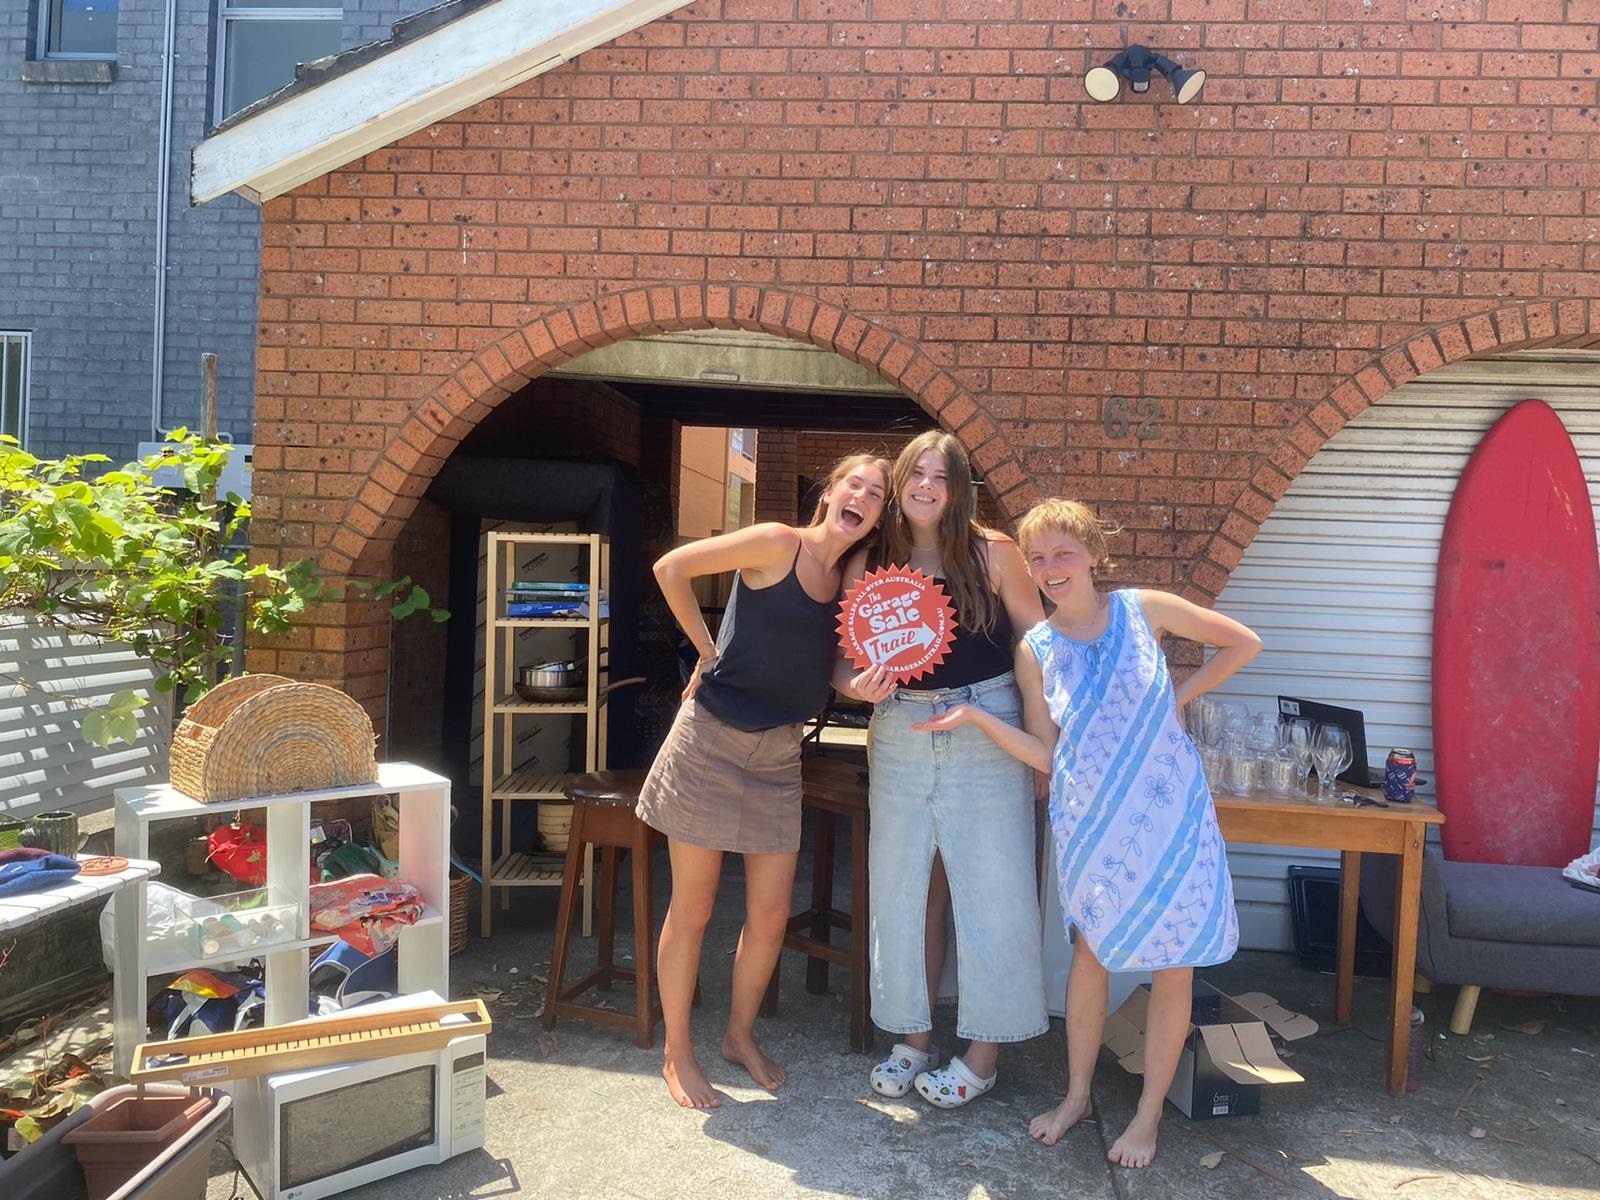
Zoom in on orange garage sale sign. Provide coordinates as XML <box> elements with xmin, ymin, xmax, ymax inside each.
<box><xmin>837</xmin><ymin>566</ymin><xmax>957</xmax><ymax>684</ymax></box>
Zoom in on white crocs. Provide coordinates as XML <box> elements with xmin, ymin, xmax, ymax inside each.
<box><xmin>914</xmin><ymin>1055</ymin><xmax>997</xmax><ymax>1109</ymax></box>
<box><xmin>869</xmin><ymin>1043</ymin><xmax>938</xmax><ymax>1098</ymax></box>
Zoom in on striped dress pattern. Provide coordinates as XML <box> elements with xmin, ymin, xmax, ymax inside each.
<box><xmin>1023</xmin><ymin>590</ymin><xmax>1239</xmax><ymax>972</ymax></box>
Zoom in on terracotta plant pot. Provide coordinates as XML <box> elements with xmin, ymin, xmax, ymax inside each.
<box><xmin>64</xmin><ymin>1092</ymin><xmax>212</xmax><ymax>1200</ymax></box>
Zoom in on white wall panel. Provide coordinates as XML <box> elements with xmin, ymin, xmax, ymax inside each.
<box><xmin>0</xmin><ymin>619</ymin><xmax>171</xmax><ymax>819</ymax></box>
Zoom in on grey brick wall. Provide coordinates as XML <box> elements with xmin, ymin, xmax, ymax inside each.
<box><xmin>1</xmin><ymin>0</ymin><xmax>432</xmax><ymax>464</ymax></box>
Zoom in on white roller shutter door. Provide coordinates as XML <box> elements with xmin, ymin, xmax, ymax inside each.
<box><xmin>1206</xmin><ymin>350</ymin><xmax>1600</xmax><ymax>951</ymax></box>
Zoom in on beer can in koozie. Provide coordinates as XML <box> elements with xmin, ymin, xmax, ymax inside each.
<box><xmin>1384</xmin><ymin>748</ymin><xmax>1417</xmax><ymax>804</ymax></box>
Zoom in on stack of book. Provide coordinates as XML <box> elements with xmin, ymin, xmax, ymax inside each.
<box><xmin>504</xmin><ymin>581</ymin><xmax>608</xmax><ymax>619</ymax></box>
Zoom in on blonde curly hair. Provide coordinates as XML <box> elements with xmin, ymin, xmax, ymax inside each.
<box><xmin>1015</xmin><ymin>499</ymin><xmax>1118</xmax><ymax>574</ymax></box>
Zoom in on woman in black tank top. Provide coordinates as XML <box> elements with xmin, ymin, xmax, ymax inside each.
<box><xmin>833</xmin><ymin>430</ymin><xmax>1050</xmax><ymax>1108</ymax></box>
<box><xmin>638</xmin><ymin>452</ymin><xmax>888</xmax><ymax>1111</ymax></box>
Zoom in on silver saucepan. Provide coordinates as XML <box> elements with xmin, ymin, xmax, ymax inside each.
<box><xmin>513</xmin><ymin>663</ymin><xmax>647</xmax><ymax>702</ymax></box>
<box><xmin>520</xmin><ymin>660</ymin><xmax>578</xmax><ymax>689</ymax></box>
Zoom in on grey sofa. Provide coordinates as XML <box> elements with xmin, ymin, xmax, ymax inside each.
<box><xmin>1360</xmin><ymin>844</ymin><xmax>1600</xmax><ymax>1033</ymax></box>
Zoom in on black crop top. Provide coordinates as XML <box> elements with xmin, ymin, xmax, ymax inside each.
<box><xmin>901</xmin><ymin>577</ymin><xmax>1015</xmax><ymax>691</ymax></box>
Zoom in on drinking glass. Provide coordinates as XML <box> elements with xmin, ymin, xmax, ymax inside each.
<box><xmin>1282</xmin><ymin>718</ymin><xmax>1315</xmax><ymax>788</ymax></box>
<box><xmin>1224</xmin><ymin>751</ymin><xmax>1258</xmax><ymax>795</ymax></box>
<box><xmin>1328</xmin><ymin>727</ymin><xmax>1353</xmax><ymax>785</ymax></box>
<box><xmin>1245</xmin><ymin>712</ymin><xmax>1278</xmax><ymax>760</ymax></box>
<box><xmin>1260</xmin><ymin>754</ymin><xmax>1296</xmax><ymax>796</ymax></box>
<box><xmin>1311</xmin><ymin>725</ymin><xmax>1352</xmax><ymax>799</ymax></box>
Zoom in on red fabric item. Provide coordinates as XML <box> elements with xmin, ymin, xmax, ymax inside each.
<box><xmin>308</xmin><ymin>874</ymin><xmax>423</xmax><ymax>956</ymax></box>
<box><xmin>208</xmin><ymin>822</ymin><xmax>267</xmax><ymax>886</ymax></box>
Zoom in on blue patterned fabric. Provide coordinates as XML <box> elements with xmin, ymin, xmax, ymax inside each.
<box><xmin>1022</xmin><ymin>590</ymin><xmax>1238</xmax><ymax>972</ymax></box>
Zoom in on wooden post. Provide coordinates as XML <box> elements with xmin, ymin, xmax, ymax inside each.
<box><xmin>200</xmin><ymin>353</ymin><xmax>217</xmax><ymax>442</ymax></box>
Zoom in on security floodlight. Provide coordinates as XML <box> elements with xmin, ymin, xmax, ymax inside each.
<box><xmin>1155</xmin><ymin>54</ymin><xmax>1206</xmax><ymax>105</ymax></box>
<box><xmin>1084</xmin><ymin>45</ymin><xmax>1205</xmax><ymax>105</ymax></box>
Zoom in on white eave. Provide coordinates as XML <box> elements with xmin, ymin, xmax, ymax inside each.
<box><xmin>191</xmin><ymin>0</ymin><xmax>691</xmax><ymax>206</ymax></box>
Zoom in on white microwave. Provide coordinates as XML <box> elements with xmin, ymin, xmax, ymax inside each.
<box><xmin>229</xmin><ymin>1002</ymin><xmax>486</xmax><ymax>1200</ymax></box>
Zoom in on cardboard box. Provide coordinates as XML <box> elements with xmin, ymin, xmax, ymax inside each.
<box><xmin>1101</xmin><ymin>981</ymin><xmax>1317</xmax><ymax>1119</ymax></box>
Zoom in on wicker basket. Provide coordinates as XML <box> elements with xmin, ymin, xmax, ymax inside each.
<box><xmin>448</xmin><ymin>872</ymin><xmax>470</xmax><ymax>957</ymax></box>
<box><xmin>170</xmin><ymin>674</ymin><xmax>379</xmax><ymax>804</ymax></box>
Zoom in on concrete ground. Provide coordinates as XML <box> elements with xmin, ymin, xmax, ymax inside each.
<box><xmin>202</xmin><ymin>844</ymin><xmax>1600</xmax><ymax>1200</ymax></box>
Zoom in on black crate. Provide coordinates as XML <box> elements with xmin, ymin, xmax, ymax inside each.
<box><xmin>1287</xmin><ymin>865</ymin><xmax>1392</xmax><ymax>979</ymax></box>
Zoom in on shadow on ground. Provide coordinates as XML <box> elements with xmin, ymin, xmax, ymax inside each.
<box><xmin>204</xmin><ymin>837</ymin><xmax>1600</xmax><ymax>1200</ymax></box>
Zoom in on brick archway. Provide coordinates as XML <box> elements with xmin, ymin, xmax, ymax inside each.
<box><xmin>321</xmin><ymin>283</ymin><xmax>1036</xmax><ymax>577</ymax></box>
<box><xmin>1182</xmin><ymin>298</ymin><xmax>1600</xmax><ymax>604</ymax></box>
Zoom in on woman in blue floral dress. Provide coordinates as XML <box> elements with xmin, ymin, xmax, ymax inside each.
<box><xmin>916</xmin><ymin>499</ymin><xmax>1262</xmax><ymax>1169</ymax></box>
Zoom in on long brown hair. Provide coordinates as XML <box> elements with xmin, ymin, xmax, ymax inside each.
<box><xmin>881</xmin><ymin>430</ymin><xmax>998</xmax><ymax>635</ymax></box>
<box><xmin>809</xmin><ymin>452</ymin><xmax>892</xmax><ymax>553</ymax></box>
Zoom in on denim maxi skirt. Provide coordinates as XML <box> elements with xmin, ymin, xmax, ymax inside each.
<box><xmin>867</xmin><ymin>672</ymin><xmax>1049</xmax><ymax>1043</ymax></box>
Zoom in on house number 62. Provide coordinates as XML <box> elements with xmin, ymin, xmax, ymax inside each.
<box><xmin>1104</xmin><ymin>397</ymin><xmax>1162</xmax><ymax>440</ymax></box>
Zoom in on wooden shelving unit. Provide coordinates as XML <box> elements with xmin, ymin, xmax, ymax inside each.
<box><xmin>480</xmin><ymin>531</ymin><xmax>612</xmax><ymax>938</ymax></box>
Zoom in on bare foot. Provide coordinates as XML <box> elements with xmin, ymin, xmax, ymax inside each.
<box><xmin>721</xmin><ymin>1032</ymin><xmax>787</xmax><ymax>1092</ymax></box>
<box><xmin>1107</xmin><ymin>1112</ymin><xmax>1160</xmax><ymax>1168</ymax></box>
<box><xmin>1029</xmin><ymin>1093</ymin><xmax>1093</xmax><ymax>1146</ymax></box>
<box><xmin>662</xmin><ymin>1051</ymin><xmax>720</xmax><ymax>1109</ymax></box>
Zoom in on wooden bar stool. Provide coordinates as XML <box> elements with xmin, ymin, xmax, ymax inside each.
<box><xmin>543</xmin><ymin>770</ymin><xmax>663</xmax><ymax>1048</ymax></box>
<box><xmin>761</xmin><ymin>752</ymin><xmax>872</xmax><ymax>1052</ymax></box>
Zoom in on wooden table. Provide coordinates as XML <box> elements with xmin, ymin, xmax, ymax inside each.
<box><xmin>762</xmin><ymin>752</ymin><xmax>872</xmax><ymax>1052</ymax></box>
<box><xmin>1213</xmin><ymin>787</ymin><xmax>1444</xmax><ymax>1097</ymax></box>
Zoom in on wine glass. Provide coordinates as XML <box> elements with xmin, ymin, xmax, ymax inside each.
<box><xmin>1311</xmin><ymin>725</ymin><xmax>1352</xmax><ymax>799</ymax></box>
<box><xmin>1328</xmin><ymin>726</ymin><xmax>1353</xmax><ymax>785</ymax></box>
<box><xmin>1281</xmin><ymin>718</ymin><xmax>1315</xmax><ymax>789</ymax></box>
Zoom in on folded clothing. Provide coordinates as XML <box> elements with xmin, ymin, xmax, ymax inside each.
<box><xmin>0</xmin><ymin>852</ymin><xmax>80</xmax><ymax>897</ymax></box>
<box><xmin>1563</xmin><ymin>844</ymin><xmax>1600</xmax><ymax>893</ymax></box>
<box><xmin>309</xmin><ymin>873</ymin><xmax>423</xmax><ymax>956</ymax></box>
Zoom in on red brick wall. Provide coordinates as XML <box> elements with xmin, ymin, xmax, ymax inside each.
<box><xmin>753</xmin><ymin>429</ymin><xmax>799</xmax><ymax>524</ymax></box>
<box><xmin>786</xmin><ymin>429</ymin><xmax>1005</xmax><ymax>527</ymax></box>
<box><xmin>247</xmin><ymin>0</ymin><xmax>1600</xmax><ymax>721</ymax></box>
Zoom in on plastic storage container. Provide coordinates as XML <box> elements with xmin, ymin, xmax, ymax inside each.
<box><xmin>145</xmin><ymin>886</ymin><xmax>301</xmax><ymax>971</ymax></box>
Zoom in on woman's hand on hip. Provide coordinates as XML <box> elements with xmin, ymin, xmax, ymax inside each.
<box><xmin>682</xmin><ymin>653</ymin><xmax>716</xmax><ymax>700</ymax></box>
<box><xmin>849</xmin><ymin>663</ymin><xmax>897</xmax><ymax>704</ymax></box>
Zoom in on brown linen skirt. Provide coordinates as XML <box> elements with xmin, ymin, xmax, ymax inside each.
<box><xmin>636</xmin><ymin>697</ymin><xmax>805</xmax><ymax>855</ymax></box>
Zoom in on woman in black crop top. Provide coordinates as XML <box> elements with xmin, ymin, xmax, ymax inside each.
<box><xmin>638</xmin><ymin>452</ymin><xmax>888</xmax><ymax>1111</ymax></box>
<box><xmin>833</xmin><ymin>430</ymin><xmax>1050</xmax><ymax>1109</ymax></box>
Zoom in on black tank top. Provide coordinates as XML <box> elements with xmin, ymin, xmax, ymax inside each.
<box><xmin>694</xmin><ymin>543</ymin><xmax>839</xmax><ymax>731</ymax></box>
<box><xmin>902</xmin><ymin>577</ymin><xmax>1015</xmax><ymax>691</ymax></box>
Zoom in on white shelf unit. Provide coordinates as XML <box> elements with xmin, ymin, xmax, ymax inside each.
<box><xmin>481</xmin><ymin>531</ymin><xmax>612</xmax><ymax>938</ymax></box>
<box><xmin>112</xmin><ymin>762</ymin><xmax>451</xmax><ymax>1075</ymax></box>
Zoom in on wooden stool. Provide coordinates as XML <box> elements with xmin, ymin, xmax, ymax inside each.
<box><xmin>761</xmin><ymin>753</ymin><xmax>872</xmax><ymax>1052</ymax></box>
<box><xmin>543</xmin><ymin>770</ymin><xmax>662</xmax><ymax>1048</ymax></box>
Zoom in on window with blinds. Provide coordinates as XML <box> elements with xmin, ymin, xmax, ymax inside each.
<box><xmin>1</xmin><ymin>333</ymin><xmax>29</xmax><ymax>446</ymax></box>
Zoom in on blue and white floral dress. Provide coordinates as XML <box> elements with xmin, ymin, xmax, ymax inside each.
<box><xmin>1023</xmin><ymin>590</ymin><xmax>1238</xmax><ymax>972</ymax></box>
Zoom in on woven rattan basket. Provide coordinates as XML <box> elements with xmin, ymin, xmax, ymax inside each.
<box><xmin>448</xmin><ymin>873</ymin><xmax>470</xmax><ymax>956</ymax></box>
<box><xmin>170</xmin><ymin>674</ymin><xmax>378</xmax><ymax>804</ymax></box>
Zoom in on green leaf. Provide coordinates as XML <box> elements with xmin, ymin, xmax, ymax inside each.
<box><xmin>82</xmin><ymin>711</ymin><xmax>108</xmax><ymax>747</ymax></box>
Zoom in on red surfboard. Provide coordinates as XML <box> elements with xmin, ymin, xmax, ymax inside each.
<box><xmin>1432</xmin><ymin>399</ymin><xmax>1600</xmax><ymax>866</ymax></box>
